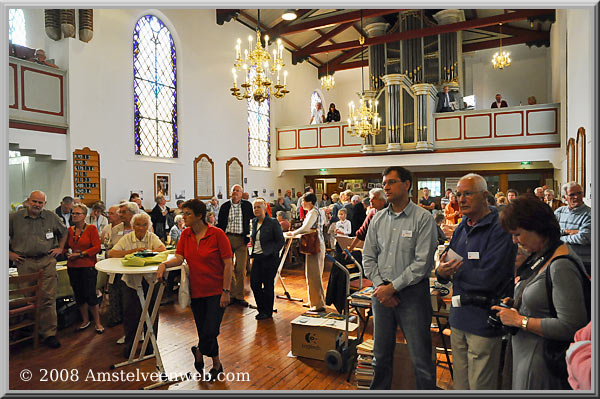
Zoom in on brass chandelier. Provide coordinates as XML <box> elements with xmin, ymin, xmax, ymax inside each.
<box><xmin>230</xmin><ymin>10</ymin><xmax>289</xmax><ymax>102</ymax></box>
<box><xmin>320</xmin><ymin>53</ymin><xmax>335</xmax><ymax>91</ymax></box>
<box><xmin>347</xmin><ymin>12</ymin><xmax>381</xmax><ymax>138</ymax></box>
<box><xmin>491</xmin><ymin>23</ymin><xmax>511</xmax><ymax>69</ymax></box>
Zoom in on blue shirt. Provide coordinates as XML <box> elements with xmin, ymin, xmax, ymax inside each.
<box><xmin>554</xmin><ymin>204</ymin><xmax>591</xmax><ymax>266</ymax></box>
<box><xmin>363</xmin><ymin>201</ymin><xmax>437</xmax><ymax>292</ymax></box>
<box><xmin>443</xmin><ymin>207</ymin><xmax>517</xmax><ymax>337</ymax></box>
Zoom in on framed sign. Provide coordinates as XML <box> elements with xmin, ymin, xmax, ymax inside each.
<box><xmin>226</xmin><ymin>157</ymin><xmax>243</xmax><ymax>198</ymax></box>
<box><xmin>193</xmin><ymin>154</ymin><xmax>215</xmax><ymax>199</ymax></box>
<box><xmin>73</xmin><ymin>147</ymin><xmax>101</xmax><ymax>206</ymax></box>
<box><xmin>154</xmin><ymin>173</ymin><xmax>171</xmax><ymax>202</ymax></box>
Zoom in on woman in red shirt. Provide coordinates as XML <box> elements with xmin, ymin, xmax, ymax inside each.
<box><xmin>157</xmin><ymin>199</ymin><xmax>233</xmax><ymax>382</ymax></box>
<box><xmin>65</xmin><ymin>204</ymin><xmax>103</xmax><ymax>333</ymax></box>
<box><xmin>444</xmin><ymin>192</ymin><xmax>462</xmax><ymax>224</ymax></box>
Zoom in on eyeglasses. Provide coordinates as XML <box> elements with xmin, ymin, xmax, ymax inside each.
<box><xmin>72</xmin><ymin>212</ymin><xmax>85</xmax><ymax>215</ymax></box>
<box><xmin>567</xmin><ymin>191</ymin><xmax>583</xmax><ymax>198</ymax></box>
<box><xmin>455</xmin><ymin>190</ymin><xmax>482</xmax><ymax>199</ymax></box>
<box><xmin>382</xmin><ymin>179</ymin><xmax>402</xmax><ymax>187</ymax></box>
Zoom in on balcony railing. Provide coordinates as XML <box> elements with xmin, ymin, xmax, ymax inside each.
<box><xmin>276</xmin><ymin>103</ymin><xmax>560</xmax><ymax>160</ymax></box>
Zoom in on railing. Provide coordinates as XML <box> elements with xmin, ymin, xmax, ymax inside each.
<box><xmin>276</xmin><ymin>103</ymin><xmax>560</xmax><ymax>160</ymax></box>
<box><xmin>9</xmin><ymin>56</ymin><xmax>68</xmax><ymax>134</ymax></box>
<box><xmin>433</xmin><ymin>103</ymin><xmax>560</xmax><ymax>151</ymax></box>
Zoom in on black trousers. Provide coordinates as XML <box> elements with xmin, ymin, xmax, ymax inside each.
<box><xmin>190</xmin><ymin>295</ymin><xmax>225</xmax><ymax>358</ymax></box>
<box><xmin>122</xmin><ymin>278</ymin><xmax>159</xmax><ymax>355</ymax></box>
<box><xmin>250</xmin><ymin>253</ymin><xmax>278</xmax><ymax>316</ymax></box>
<box><xmin>67</xmin><ymin>267</ymin><xmax>99</xmax><ymax>306</ymax></box>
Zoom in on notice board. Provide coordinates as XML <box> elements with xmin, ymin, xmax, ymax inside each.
<box><xmin>73</xmin><ymin>147</ymin><xmax>100</xmax><ymax>206</ymax></box>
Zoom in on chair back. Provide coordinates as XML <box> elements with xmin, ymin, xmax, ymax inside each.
<box><xmin>9</xmin><ymin>270</ymin><xmax>43</xmax><ymax>348</ymax></box>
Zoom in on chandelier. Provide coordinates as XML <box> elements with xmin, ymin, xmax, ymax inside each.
<box><xmin>347</xmin><ymin>12</ymin><xmax>381</xmax><ymax>138</ymax></box>
<box><xmin>491</xmin><ymin>23</ymin><xmax>511</xmax><ymax>69</ymax></box>
<box><xmin>230</xmin><ymin>10</ymin><xmax>289</xmax><ymax>102</ymax></box>
<box><xmin>320</xmin><ymin>53</ymin><xmax>335</xmax><ymax>91</ymax></box>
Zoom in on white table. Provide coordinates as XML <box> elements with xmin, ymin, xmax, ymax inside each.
<box><xmin>95</xmin><ymin>256</ymin><xmax>186</xmax><ymax>389</ymax></box>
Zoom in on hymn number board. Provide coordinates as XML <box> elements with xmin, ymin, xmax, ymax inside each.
<box><xmin>73</xmin><ymin>147</ymin><xmax>101</xmax><ymax>206</ymax></box>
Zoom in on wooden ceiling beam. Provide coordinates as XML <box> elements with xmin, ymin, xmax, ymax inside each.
<box><xmin>295</xmin><ymin>9</ymin><xmax>554</xmax><ymax>57</ymax></box>
<box><xmin>237</xmin><ymin>10</ymin><xmax>322</xmax><ymax>66</ymax></box>
<box><xmin>265</xmin><ymin>9</ymin><xmax>312</xmax><ymax>39</ymax></box>
<box><xmin>292</xmin><ymin>22</ymin><xmax>354</xmax><ymax>64</ymax></box>
<box><xmin>462</xmin><ymin>30</ymin><xmax>550</xmax><ymax>52</ymax></box>
<box><xmin>326</xmin><ymin>59</ymin><xmax>368</xmax><ymax>74</ymax></box>
<box><xmin>318</xmin><ymin>47</ymin><xmax>362</xmax><ymax>76</ymax></box>
<box><xmin>271</xmin><ymin>9</ymin><xmax>403</xmax><ymax>37</ymax></box>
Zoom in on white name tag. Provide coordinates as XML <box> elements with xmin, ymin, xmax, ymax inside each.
<box><xmin>46</xmin><ymin>231</ymin><xmax>54</xmax><ymax>240</ymax></box>
<box><xmin>401</xmin><ymin>230</ymin><xmax>413</xmax><ymax>238</ymax></box>
<box><xmin>468</xmin><ymin>252</ymin><xmax>480</xmax><ymax>260</ymax></box>
<box><xmin>118</xmin><ymin>231</ymin><xmax>124</xmax><ymax>235</ymax></box>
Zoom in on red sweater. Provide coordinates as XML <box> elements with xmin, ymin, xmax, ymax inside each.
<box><xmin>65</xmin><ymin>224</ymin><xmax>101</xmax><ymax>268</ymax></box>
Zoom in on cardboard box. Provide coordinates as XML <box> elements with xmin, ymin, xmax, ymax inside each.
<box><xmin>291</xmin><ymin>313</ymin><xmax>358</xmax><ymax>361</ymax></box>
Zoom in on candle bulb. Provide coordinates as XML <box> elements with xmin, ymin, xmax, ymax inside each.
<box><xmin>283</xmin><ymin>70</ymin><xmax>288</xmax><ymax>86</ymax></box>
<box><xmin>264</xmin><ymin>35</ymin><xmax>269</xmax><ymax>52</ymax></box>
<box><xmin>232</xmin><ymin>68</ymin><xmax>237</xmax><ymax>86</ymax></box>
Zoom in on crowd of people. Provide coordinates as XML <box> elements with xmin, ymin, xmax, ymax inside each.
<box><xmin>9</xmin><ymin>170</ymin><xmax>591</xmax><ymax>390</ymax></box>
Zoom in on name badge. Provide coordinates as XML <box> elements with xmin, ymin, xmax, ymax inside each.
<box><xmin>118</xmin><ymin>231</ymin><xmax>124</xmax><ymax>236</ymax></box>
<box><xmin>401</xmin><ymin>230</ymin><xmax>413</xmax><ymax>238</ymax></box>
<box><xmin>46</xmin><ymin>231</ymin><xmax>54</xmax><ymax>240</ymax></box>
<box><xmin>468</xmin><ymin>252</ymin><xmax>480</xmax><ymax>260</ymax></box>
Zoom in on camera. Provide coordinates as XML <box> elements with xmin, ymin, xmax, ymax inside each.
<box><xmin>487</xmin><ymin>302</ymin><xmax>519</xmax><ymax>335</ymax></box>
<box><xmin>453</xmin><ymin>294</ymin><xmax>519</xmax><ymax>335</ymax></box>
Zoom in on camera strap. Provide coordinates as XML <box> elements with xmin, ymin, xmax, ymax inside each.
<box><xmin>514</xmin><ymin>240</ymin><xmax>564</xmax><ymax>310</ymax></box>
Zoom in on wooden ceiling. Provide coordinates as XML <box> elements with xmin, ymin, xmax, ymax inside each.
<box><xmin>217</xmin><ymin>9</ymin><xmax>554</xmax><ymax>77</ymax></box>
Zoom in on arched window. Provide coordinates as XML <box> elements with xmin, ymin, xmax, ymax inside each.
<box><xmin>310</xmin><ymin>90</ymin><xmax>323</xmax><ymax>120</ymax></box>
<box><xmin>9</xmin><ymin>9</ymin><xmax>26</xmax><ymax>46</ymax></box>
<box><xmin>133</xmin><ymin>15</ymin><xmax>177</xmax><ymax>158</ymax></box>
<box><xmin>248</xmin><ymin>67</ymin><xmax>270</xmax><ymax>168</ymax></box>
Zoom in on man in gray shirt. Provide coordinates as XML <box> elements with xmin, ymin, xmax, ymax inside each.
<box><xmin>9</xmin><ymin>190</ymin><xmax>67</xmax><ymax>349</ymax></box>
<box><xmin>363</xmin><ymin>166</ymin><xmax>438</xmax><ymax>390</ymax></box>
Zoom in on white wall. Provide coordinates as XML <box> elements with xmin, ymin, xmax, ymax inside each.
<box><xmin>13</xmin><ymin>8</ymin><xmax>327</xmax><ymax>209</ymax></box>
<box><xmin>464</xmin><ymin>43</ymin><xmax>549</xmax><ymax>109</ymax></box>
<box><xmin>565</xmin><ymin>9</ymin><xmax>594</xmax><ymax>203</ymax></box>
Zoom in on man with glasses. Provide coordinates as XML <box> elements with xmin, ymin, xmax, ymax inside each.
<box><xmin>555</xmin><ymin>182</ymin><xmax>591</xmax><ymax>274</ymax></box>
<box><xmin>435</xmin><ymin>173</ymin><xmax>516</xmax><ymax>390</ymax></box>
<box><xmin>217</xmin><ymin>184</ymin><xmax>253</xmax><ymax>307</ymax></box>
<box><xmin>9</xmin><ymin>190</ymin><xmax>68</xmax><ymax>348</ymax></box>
<box><xmin>363</xmin><ymin>166</ymin><xmax>438</xmax><ymax>389</ymax></box>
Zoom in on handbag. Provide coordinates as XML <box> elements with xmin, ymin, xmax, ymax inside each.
<box><xmin>299</xmin><ymin>210</ymin><xmax>321</xmax><ymax>255</ymax></box>
<box><xmin>542</xmin><ymin>255</ymin><xmax>590</xmax><ymax>383</ymax></box>
<box><xmin>177</xmin><ymin>263</ymin><xmax>190</xmax><ymax>310</ymax></box>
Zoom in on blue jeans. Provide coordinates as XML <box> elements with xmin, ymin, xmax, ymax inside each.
<box><xmin>370</xmin><ymin>278</ymin><xmax>436</xmax><ymax>390</ymax></box>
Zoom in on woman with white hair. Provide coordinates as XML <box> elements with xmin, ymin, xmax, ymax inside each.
<box><xmin>108</xmin><ymin>212</ymin><xmax>166</xmax><ymax>358</ymax></box>
<box><xmin>170</xmin><ymin>214</ymin><xmax>185</xmax><ymax>245</ymax></box>
<box><xmin>250</xmin><ymin>199</ymin><xmax>285</xmax><ymax>320</ymax></box>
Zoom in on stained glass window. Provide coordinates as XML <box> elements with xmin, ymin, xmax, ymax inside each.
<box><xmin>248</xmin><ymin>67</ymin><xmax>270</xmax><ymax>168</ymax></box>
<box><xmin>133</xmin><ymin>15</ymin><xmax>177</xmax><ymax>158</ymax></box>
<box><xmin>9</xmin><ymin>9</ymin><xmax>26</xmax><ymax>46</ymax></box>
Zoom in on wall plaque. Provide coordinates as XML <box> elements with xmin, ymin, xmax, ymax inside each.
<box><xmin>194</xmin><ymin>154</ymin><xmax>214</xmax><ymax>199</ymax></box>
<box><xmin>226</xmin><ymin>157</ymin><xmax>244</xmax><ymax>198</ymax></box>
<box><xmin>73</xmin><ymin>147</ymin><xmax>100</xmax><ymax>206</ymax></box>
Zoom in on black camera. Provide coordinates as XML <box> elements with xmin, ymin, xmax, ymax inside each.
<box><xmin>487</xmin><ymin>302</ymin><xmax>519</xmax><ymax>335</ymax></box>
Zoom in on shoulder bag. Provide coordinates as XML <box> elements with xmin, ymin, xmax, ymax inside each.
<box><xmin>543</xmin><ymin>254</ymin><xmax>590</xmax><ymax>384</ymax></box>
<box><xmin>299</xmin><ymin>210</ymin><xmax>321</xmax><ymax>255</ymax></box>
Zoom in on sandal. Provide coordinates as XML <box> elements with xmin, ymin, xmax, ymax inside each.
<box><xmin>75</xmin><ymin>321</ymin><xmax>91</xmax><ymax>332</ymax></box>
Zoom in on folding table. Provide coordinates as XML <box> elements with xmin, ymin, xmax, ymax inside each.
<box><xmin>95</xmin><ymin>256</ymin><xmax>186</xmax><ymax>389</ymax></box>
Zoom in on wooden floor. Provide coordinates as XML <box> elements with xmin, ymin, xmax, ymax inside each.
<box><xmin>9</xmin><ymin>255</ymin><xmax>453</xmax><ymax>391</ymax></box>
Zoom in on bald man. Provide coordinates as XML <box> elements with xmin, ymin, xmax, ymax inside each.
<box><xmin>217</xmin><ymin>185</ymin><xmax>254</xmax><ymax>306</ymax></box>
<box><xmin>9</xmin><ymin>190</ymin><xmax>68</xmax><ymax>348</ymax></box>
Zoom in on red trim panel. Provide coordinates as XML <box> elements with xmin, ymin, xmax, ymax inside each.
<box><xmin>21</xmin><ymin>66</ymin><xmax>65</xmax><ymax>116</ymax></box>
<box><xmin>494</xmin><ymin>111</ymin><xmax>524</xmax><ymax>137</ymax></box>
<box><xmin>9</xmin><ymin>121</ymin><xmax>67</xmax><ymax>134</ymax></box>
<box><xmin>464</xmin><ymin>113</ymin><xmax>492</xmax><ymax>139</ymax></box>
<box><xmin>435</xmin><ymin>116</ymin><xmax>462</xmax><ymax>141</ymax></box>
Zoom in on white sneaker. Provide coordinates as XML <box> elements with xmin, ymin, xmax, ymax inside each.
<box><xmin>116</xmin><ymin>335</ymin><xmax>125</xmax><ymax>344</ymax></box>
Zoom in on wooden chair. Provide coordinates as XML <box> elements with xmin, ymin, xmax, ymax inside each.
<box><xmin>9</xmin><ymin>270</ymin><xmax>43</xmax><ymax>349</ymax></box>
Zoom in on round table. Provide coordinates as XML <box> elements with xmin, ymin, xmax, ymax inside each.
<box><xmin>95</xmin><ymin>256</ymin><xmax>184</xmax><ymax>389</ymax></box>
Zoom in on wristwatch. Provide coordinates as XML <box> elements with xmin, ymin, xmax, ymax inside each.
<box><xmin>79</xmin><ymin>252</ymin><xmax>85</xmax><ymax>258</ymax></box>
<box><xmin>521</xmin><ymin>316</ymin><xmax>529</xmax><ymax>331</ymax></box>
<box><xmin>223</xmin><ymin>288</ymin><xmax>230</xmax><ymax>293</ymax></box>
